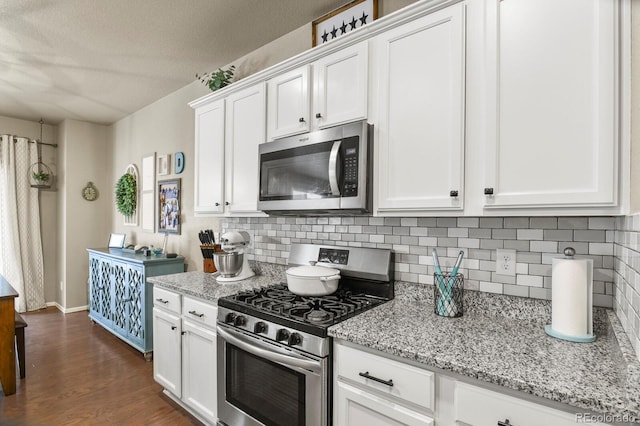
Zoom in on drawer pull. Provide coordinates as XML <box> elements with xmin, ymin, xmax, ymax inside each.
<box><xmin>171</xmin><ymin>326</ymin><xmax>177</xmax><ymax>331</ymax></box>
<box><xmin>498</xmin><ymin>420</ymin><xmax>512</xmax><ymax>426</ymax></box>
<box><xmin>188</xmin><ymin>310</ymin><xmax>205</xmax><ymax>318</ymax></box>
<box><xmin>359</xmin><ymin>371</ymin><xmax>394</xmax><ymax>387</ymax></box>
<box><xmin>484</xmin><ymin>187</ymin><xmax>494</xmax><ymax>195</ymax></box>
<box><xmin>155</xmin><ymin>298</ymin><xmax>169</xmax><ymax>304</ymax></box>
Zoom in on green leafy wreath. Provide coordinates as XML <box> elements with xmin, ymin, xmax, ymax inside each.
<box><xmin>115</xmin><ymin>173</ymin><xmax>137</xmax><ymax>217</ymax></box>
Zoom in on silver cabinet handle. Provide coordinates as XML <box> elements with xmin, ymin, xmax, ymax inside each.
<box><xmin>155</xmin><ymin>298</ymin><xmax>168</xmax><ymax>304</ymax></box>
<box><xmin>497</xmin><ymin>420</ymin><xmax>512</xmax><ymax>426</ymax></box>
<box><xmin>484</xmin><ymin>187</ymin><xmax>494</xmax><ymax>195</ymax></box>
<box><xmin>188</xmin><ymin>310</ymin><xmax>204</xmax><ymax>318</ymax></box>
<box><xmin>171</xmin><ymin>325</ymin><xmax>177</xmax><ymax>330</ymax></box>
<box><xmin>359</xmin><ymin>371</ymin><xmax>394</xmax><ymax>387</ymax></box>
<box><xmin>315</xmin><ymin>113</ymin><xmax>322</xmax><ymax>119</ymax></box>
<box><xmin>328</xmin><ymin>140</ymin><xmax>342</xmax><ymax>196</ymax></box>
<box><xmin>299</xmin><ymin>117</ymin><xmax>305</xmax><ymax>123</ymax></box>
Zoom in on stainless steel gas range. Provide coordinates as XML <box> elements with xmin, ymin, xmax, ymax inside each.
<box><xmin>216</xmin><ymin>243</ymin><xmax>394</xmax><ymax>426</ymax></box>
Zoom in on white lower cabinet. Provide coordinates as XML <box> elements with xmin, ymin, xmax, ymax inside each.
<box><xmin>336</xmin><ymin>381</ymin><xmax>434</xmax><ymax>426</ymax></box>
<box><xmin>334</xmin><ymin>342</ymin><xmax>435</xmax><ymax>426</ymax></box>
<box><xmin>153</xmin><ymin>288</ymin><xmax>217</xmax><ymax>425</ymax></box>
<box><xmin>335</xmin><ymin>341</ymin><xmax>612</xmax><ymax>426</ymax></box>
<box><xmin>454</xmin><ymin>382</ymin><xmax>609</xmax><ymax>426</ymax></box>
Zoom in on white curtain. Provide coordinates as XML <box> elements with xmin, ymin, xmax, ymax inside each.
<box><xmin>0</xmin><ymin>135</ymin><xmax>46</xmax><ymax>312</ymax></box>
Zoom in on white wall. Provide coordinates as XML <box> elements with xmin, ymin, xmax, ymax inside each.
<box><xmin>0</xmin><ymin>115</ymin><xmax>58</xmax><ymax>304</ymax></box>
<box><xmin>57</xmin><ymin>119</ymin><xmax>110</xmax><ymax>310</ymax></box>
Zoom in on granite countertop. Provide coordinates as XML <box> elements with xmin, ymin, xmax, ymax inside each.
<box><xmin>147</xmin><ymin>263</ymin><xmax>286</xmax><ymax>303</ymax></box>
<box><xmin>328</xmin><ymin>282</ymin><xmax>640</xmax><ymax>422</ymax></box>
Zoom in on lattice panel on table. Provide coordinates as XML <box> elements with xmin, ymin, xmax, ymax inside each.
<box><xmin>113</xmin><ymin>264</ymin><xmax>128</xmax><ymax>331</ymax></box>
<box><xmin>99</xmin><ymin>261</ymin><xmax>112</xmax><ymax>320</ymax></box>
<box><xmin>89</xmin><ymin>258</ymin><xmax>100</xmax><ymax>312</ymax></box>
<box><xmin>128</xmin><ymin>268</ymin><xmax>144</xmax><ymax>338</ymax></box>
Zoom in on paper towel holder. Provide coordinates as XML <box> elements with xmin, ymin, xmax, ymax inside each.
<box><xmin>544</xmin><ymin>247</ymin><xmax>596</xmax><ymax>343</ymax></box>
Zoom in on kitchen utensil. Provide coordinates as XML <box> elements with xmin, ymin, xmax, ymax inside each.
<box><xmin>285</xmin><ymin>263</ymin><xmax>341</xmax><ymax>296</ymax></box>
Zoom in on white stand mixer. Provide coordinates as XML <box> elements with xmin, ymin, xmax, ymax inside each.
<box><xmin>215</xmin><ymin>231</ymin><xmax>255</xmax><ymax>282</ymax></box>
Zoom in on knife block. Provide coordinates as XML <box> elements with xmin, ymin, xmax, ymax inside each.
<box><xmin>201</xmin><ymin>244</ymin><xmax>222</xmax><ymax>273</ymax></box>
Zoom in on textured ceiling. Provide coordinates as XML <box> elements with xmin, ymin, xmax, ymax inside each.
<box><xmin>0</xmin><ymin>0</ymin><xmax>347</xmax><ymax>125</ymax></box>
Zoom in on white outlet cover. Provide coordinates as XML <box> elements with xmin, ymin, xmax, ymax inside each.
<box><xmin>496</xmin><ymin>249</ymin><xmax>516</xmax><ymax>276</ymax></box>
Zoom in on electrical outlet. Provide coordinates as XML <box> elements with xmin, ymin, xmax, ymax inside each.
<box><xmin>496</xmin><ymin>249</ymin><xmax>516</xmax><ymax>276</ymax></box>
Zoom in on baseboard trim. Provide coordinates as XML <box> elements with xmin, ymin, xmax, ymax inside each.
<box><xmin>47</xmin><ymin>302</ymin><xmax>89</xmax><ymax>314</ymax></box>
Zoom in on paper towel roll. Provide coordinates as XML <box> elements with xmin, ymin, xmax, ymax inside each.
<box><xmin>551</xmin><ymin>257</ymin><xmax>593</xmax><ymax>337</ymax></box>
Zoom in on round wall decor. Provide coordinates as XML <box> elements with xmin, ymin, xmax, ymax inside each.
<box><xmin>82</xmin><ymin>182</ymin><xmax>99</xmax><ymax>201</ymax></box>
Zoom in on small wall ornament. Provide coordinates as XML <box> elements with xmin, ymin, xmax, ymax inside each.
<box><xmin>81</xmin><ymin>182</ymin><xmax>99</xmax><ymax>201</ymax></box>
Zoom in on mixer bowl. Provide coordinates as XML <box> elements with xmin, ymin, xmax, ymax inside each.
<box><xmin>213</xmin><ymin>251</ymin><xmax>244</xmax><ymax>277</ymax></box>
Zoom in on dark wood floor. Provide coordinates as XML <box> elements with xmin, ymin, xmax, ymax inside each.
<box><xmin>0</xmin><ymin>307</ymin><xmax>200</xmax><ymax>425</ymax></box>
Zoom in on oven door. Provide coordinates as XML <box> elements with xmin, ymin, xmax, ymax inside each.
<box><xmin>217</xmin><ymin>324</ymin><xmax>329</xmax><ymax>426</ymax></box>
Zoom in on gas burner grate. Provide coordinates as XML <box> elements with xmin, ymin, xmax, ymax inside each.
<box><xmin>224</xmin><ymin>284</ymin><xmax>386</xmax><ymax>327</ymax></box>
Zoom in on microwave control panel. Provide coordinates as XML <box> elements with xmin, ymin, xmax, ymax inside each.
<box><xmin>342</xmin><ymin>136</ymin><xmax>359</xmax><ymax>197</ymax></box>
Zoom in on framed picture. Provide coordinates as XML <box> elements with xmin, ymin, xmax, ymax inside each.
<box><xmin>312</xmin><ymin>0</ymin><xmax>377</xmax><ymax>46</ymax></box>
<box><xmin>158</xmin><ymin>179</ymin><xmax>181</xmax><ymax>235</ymax></box>
<box><xmin>157</xmin><ymin>154</ymin><xmax>170</xmax><ymax>176</ymax></box>
<box><xmin>108</xmin><ymin>233</ymin><xmax>126</xmax><ymax>248</ymax></box>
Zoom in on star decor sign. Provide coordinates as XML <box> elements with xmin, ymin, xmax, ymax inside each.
<box><xmin>312</xmin><ymin>0</ymin><xmax>378</xmax><ymax>47</ymax></box>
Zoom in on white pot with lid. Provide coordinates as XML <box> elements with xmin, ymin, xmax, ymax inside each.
<box><xmin>285</xmin><ymin>262</ymin><xmax>341</xmax><ymax>296</ymax></box>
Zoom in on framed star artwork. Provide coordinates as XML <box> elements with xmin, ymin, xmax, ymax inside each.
<box><xmin>312</xmin><ymin>0</ymin><xmax>377</xmax><ymax>47</ymax></box>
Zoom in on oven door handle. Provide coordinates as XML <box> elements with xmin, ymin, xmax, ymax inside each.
<box><xmin>328</xmin><ymin>140</ymin><xmax>341</xmax><ymax>196</ymax></box>
<box><xmin>217</xmin><ymin>325</ymin><xmax>322</xmax><ymax>373</ymax></box>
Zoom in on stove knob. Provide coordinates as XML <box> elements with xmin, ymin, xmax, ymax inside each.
<box><xmin>288</xmin><ymin>333</ymin><xmax>302</xmax><ymax>346</ymax></box>
<box><xmin>233</xmin><ymin>315</ymin><xmax>247</xmax><ymax>327</ymax></box>
<box><xmin>276</xmin><ymin>329</ymin><xmax>290</xmax><ymax>342</ymax></box>
<box><xmin>224</xmin><ymin>312</ymin><xmax>237</xmax><ymax>324</ymax></box>
<box><xmin>254</xmin><ymin>321</ymin><xmax>268</xmax><ymax>334</ymax></box>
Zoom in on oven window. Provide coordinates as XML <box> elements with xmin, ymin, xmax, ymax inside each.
<box><xmin>226</xmin><ymin>344</ymin><xmax>306</xmax><ymax>426</ymax></box>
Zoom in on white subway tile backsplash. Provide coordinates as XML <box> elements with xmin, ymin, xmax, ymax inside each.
<box><xmin>227</xmin><ymin>215</ymin><xmax>619</xmax><ymax>313</ymax></box>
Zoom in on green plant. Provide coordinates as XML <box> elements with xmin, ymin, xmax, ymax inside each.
<box><xmin>32</xmin><ymin>171</ymin><xmax>50</xmax><ymax>182</ymax></box>
<box><xmin>115</xmin><ymin>173</ymin><xmax>137</xmax><ymax>217</ymax></box>
<box><xmin>196</xmin><ymin>65</ymin><xmax>236</xmax><ymax>92</ymax></box>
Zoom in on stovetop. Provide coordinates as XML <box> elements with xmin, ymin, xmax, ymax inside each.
<box><xmin>217</xmin><ymin>283</ymin><xmax>388</xmax><ymax>337</ymax></box>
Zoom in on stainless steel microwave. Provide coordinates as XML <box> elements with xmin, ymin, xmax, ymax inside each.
<box><xmin>258</xmin><ymin>121</ymin><xmax>372</xmax><ymax>215</ymax></box>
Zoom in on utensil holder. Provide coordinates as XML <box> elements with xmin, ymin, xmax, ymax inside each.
<box><xmin>434</xmin><ymin>273</ymin><xmax>463</xmax><ymax>318</ymax></box>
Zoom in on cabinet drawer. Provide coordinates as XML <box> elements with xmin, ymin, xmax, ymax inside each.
<box><xmin>183</xmin><ymin>296</ymin><xmax>217</xmax><ymax>329</ymax></box>
<box><xmin>335</xmin><ymin>343</ymin><xmax>435</xmax><ymax>411</ymax></box>
<box><xmin>153</xmin><ymin>287</ymin><xmax>181</xmax><ymax>315</ymax></box>
<box><xmin>455</xmin><ymin>382</ymin><xmax>608</xmax><ymax>426</ymax></box>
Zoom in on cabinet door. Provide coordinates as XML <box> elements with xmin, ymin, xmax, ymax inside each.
<box><xmin>335</xmin><ymin>381</ymin><xmax>434</xmax><ymax>426</ymax></box>
<box><xmin>126</xmin><ymin>265</ymin><xmax>145</xmax><ymax>346</ymax></box>
<box><xmin>152</xmin><ymin>307</ymin><xmax>182</xmax><ymax>397</ymax></box>
<box><xmin>483</xmin><ymin>0</ymin><xmax>618</xmax><ymax>209</ymax></box>
<box><xmin>454</xmin><ymin>382</ymin><xmax>608</xmax><ymax>426</ymax></box>
<box><xmin>267</xmin><ymin>65</ymin><xmax>311</xmax><ymax>140</ymax></box>
<box><xmin>182</xmin><ymin>319</ymin><xmax>217</xmax><ymax>424</ymax></box>
<box><xmin>225</xmin><ymin>83</ymin><xmax>266</xmax><ymax>214</ymax></box>
<box><xmin>89</xmin><ymin>255</ymin><xmax>112</xmax><ymax>325</ymax></box>
<box><xmin>376</xmin><ymin>4</ymin><xmax>465</xmax><ymax>213</ymax></box>
<box><xmin>314</xmin><ymin>42</ymin><xmax>368</xmax><ymax>129</ymax></box>
<box><xmin>194</xmin><ymin>99</ymin><xmax>225</xmax><ymax>215</ymax></box>
<box><xmin>111</xmin><ymin>261</ymin><xmax>128</xmax><ymax>337</ymax></box>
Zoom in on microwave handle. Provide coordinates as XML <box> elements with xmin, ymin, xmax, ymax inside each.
<box><xmin>328</xmin><ymin>140</ymin><xmax>342</xmax><ymax>196</ymax></box>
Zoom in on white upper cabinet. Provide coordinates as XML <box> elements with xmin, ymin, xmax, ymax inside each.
<box><xmin>225</xmin><ymin>83</ymin><xmax>266</xmax><ymax>214</ymax></box>
<box><xmin>482</xmin><ymin>0</ymin><xmax>619</xmax><ymax>210</ymax></box>
<box><xmin>267</xmin><ymin>65</ymin><xmax>311</xmax><ymax>140</ymax></box>
<box><xmin>314</xmin><ymin>42</ymin><xmax>368</xmax><ymax>129</ymax></box>
<box><xmin>267</xmin><ymin>41</ymin><xmax>369</xmax><ymax>141</ymax></box>
<box><xmin>375</xmin><ymin>4</ymin><xmax>466</xmax><ymax>214</ymax></box>
<box><xmin>194</xmin><ymin>99</ymin><xmax>225</xmax><ymax>215</ymax></box>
